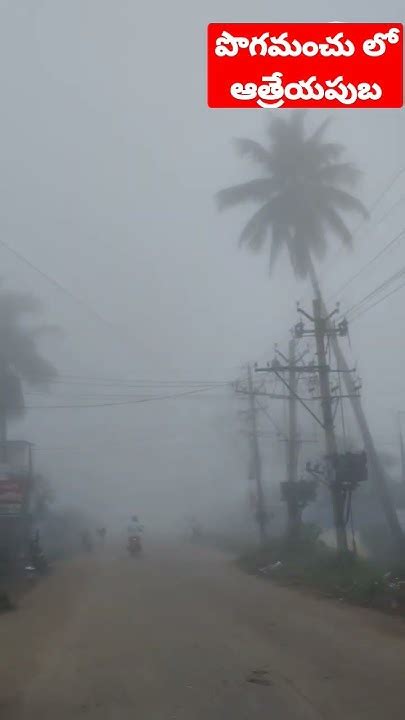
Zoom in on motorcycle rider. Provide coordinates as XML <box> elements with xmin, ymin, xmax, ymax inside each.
<box><xmin>29</xmin><ymin>530</ymin><xmax>49</xmax><ymax>574</ymax></box>
<box><xmin>127</xmin><ymin>515</ymin><xmax>142</xmax><ymax>539</ymax></box>
<box><xmin>127</xmin><ymin>515</ymin><xmax>143</xmax><ymax>554</ymax></box>
<box><xmin>190</xmin><ymin>516</ymin><xmax>201</xmax><ymax>541</ymax></box>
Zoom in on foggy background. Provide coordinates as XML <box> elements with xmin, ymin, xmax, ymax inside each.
<box><xmin>0</xmin><ymin>1</ymin><xmax>404</xmax><ymax>533</ymax></box>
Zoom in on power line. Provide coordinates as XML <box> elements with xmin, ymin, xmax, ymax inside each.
<box><xmin>52</xmin><ymin>372</ymin><xmax>230</xmax><ymax>383</ymax></box>
<box><xmin>23</xmin><ymin>384</ymin><xmax>232</xmax><ymax>409</ymax></box>
<box><xmin>360</xmin><ymin>166</ymin><xmax>405</xmax><ymax>225</ymax></box>
<box><xmin>374</xmin><ymin>195</ymin><xmax>405</xmax><ymax>229</ymax></box>
<box><xmin>328</xmin><ymin>227</ymin><xmax>405</xmax><ymax>303</ymax></box>
<box><xmin>345</xmin><ymin>265</ymin><xmax>405</xmax><ymax>319</ymax></box>
<box><xmin>25</xmin><ymin>381</ymin><xmax>231</xmax><ymax>402</ymax></box>
<box><xmin>255</xmin><ymin>399</ymin><xmax>287</xmax><ymax>440</ymax></box>
<box><xmin>46</xmin><ymin>376</ymin><xmax>229</xmax><ymax>388</ymax></box>
<box><xmin>340</xmin><ymin>166</ymin><xmax>405</xmax><ymax>246</ymax></box>
<box><xmin>322</xmin><ymin>166</ymin><xmax>405</xmax><ymax>286</ymax></box>
<box><xmin>350</xmin><ymin>277</ymin><xmax>405</xmax><ymax>323</ymax></box>
<box><xmin>0</xmin><ymin>238</ymin><xmax>120</xmax><ymax>332</ymax></box>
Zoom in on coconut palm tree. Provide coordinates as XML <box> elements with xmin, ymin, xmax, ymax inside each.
<box><xmin>0</xmin><ymin>286</ymin><xmax>57</xmax><ymax>458</ymax></box>
<box><xmin>216</xmin><ymin>111</ymin><xmax>367</xmax><ymax>284</ymax></box>
<box><xmin>216</xmin><ymin>111</ymin><xmax>404</xmax><ymax>553</ymax></box>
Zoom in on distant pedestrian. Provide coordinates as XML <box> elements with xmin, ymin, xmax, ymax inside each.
<box><xmin>97</xmin><ymin>527</ymin><xmax>107</xmax><ymax>544</ymax></box>
<box><xmin>81</xmin><ymin>530</ymin><xmax>93</xmax><ymax>552</ymax></box>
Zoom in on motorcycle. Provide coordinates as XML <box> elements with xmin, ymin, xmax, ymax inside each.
<box><xmin>127</xmin><ymin>534</ymin><xmax>142</xmax><ymax>556</ymax></box>
<box><xmin>27</xmin><ymin>534</ymin><xmax>50</xmax><ymax>576</ymax></box>
<box><xmin>30</xmin><ymin>547</ymin><xmax>50</xmax><ymax>575</ymax></box>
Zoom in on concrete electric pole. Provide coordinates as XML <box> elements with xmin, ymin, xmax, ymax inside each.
<box><xmin>246</xmin><ymin>365</ymin><xmax>267</xmax><ymax>546</ymax></box>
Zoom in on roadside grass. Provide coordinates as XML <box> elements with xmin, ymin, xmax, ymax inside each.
<box><xmin>237</xmin><ymin>525</ymin><xmax>404</xmax><ymax>611</ymax></box>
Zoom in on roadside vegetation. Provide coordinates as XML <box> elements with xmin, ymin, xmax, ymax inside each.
<box><xmin>237</xmin><ymin>524</ymin><xmax>405</xmax><ymax>614</ymax></box>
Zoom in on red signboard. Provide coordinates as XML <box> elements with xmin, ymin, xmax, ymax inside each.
<box><xmin>0</xmin><ymin>476</ymin><xmax>26</xmax><ymax>516</ymax></box>
<box><xmin>0</xmin><ymin>480</ymin><xmax>24</xmax><ymax>503</ymax></box>
<box><xmin>207</xmin><ymin>23</ymin><xmax>403</xmax><ymax>108</ymax></box>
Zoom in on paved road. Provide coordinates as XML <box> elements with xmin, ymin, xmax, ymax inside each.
<box><xmin>1</xmin><ymin>542</ymin><xmax>405</xmax><ymax>719</ymax></box>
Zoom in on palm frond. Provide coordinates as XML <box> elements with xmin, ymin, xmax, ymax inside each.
<box><xmin>308</xmin><ymin>117</ymin><xmax>331</xmax><ymax>143</ymax></box>
<box><xmin>215</xmin><ymin>178</ymin><xmax>277</xmax><ymax>211</ymax></box>
<box><xmin>0</xmin><ymin>286</ymin><xmax>58</xmax><ymax>396</ymax></box>
<box><xmin>9</xmin><ymin>333</ymin><xmax>57</xmax><ymax>385</ymax></box>
<box><xmin>0</xmin><ymin>293</ymin><xmax>42</xmax><ymax>324</ymax></box>
<box><xmin>316</xmin><ymin>162</ymin><xmax>362</xmax><ymax>187</ymax></box>
<box><xmin>322</xmin><ymin>186</ymin><xmax>369</xmax><ymax>218</ymax></box>
<box><xmin>310</xmin><ymin>141</ymin><xmax>345</xmax><ymax>164</ymax></box>
<box><xmin>239</xmin><ymin>199</ymin><xmax>278</xmax><ymax>251</ymax></box>
<box><xmin>233</xmin><ymin>138</ymin><xmax>272</xmax><ymax>168</ymax></box>
<box><xmin>322</xmin><ymin>207</ymin><xmax>353</xmax><ymax>247</ymax></box>
<box><xmin>268</xmin><ymin>115</ymin><xmax>293</xmax><ymax>145</ymax></box>
<box><xmin>289</xmin><ymin>110</ymin><xmax>307</xmax><ymax>138</ymax></box>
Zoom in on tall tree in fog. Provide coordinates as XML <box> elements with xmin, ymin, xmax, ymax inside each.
<box><xmin>216</xmin><ymin>112</ymin><xmax>405</xmax><ymax>553</ymax></box>
<box><xmin>0</xmin><ymin>287</ymin><xmax>57</xmax><ymax>456</ymax></box>
<box><xmin>216</xmin><ymin>111</ymin><xmax>367</xmax><ymax>287</ymax></box>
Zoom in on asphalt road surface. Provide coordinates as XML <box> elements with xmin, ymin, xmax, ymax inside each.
<box><xmin>1</xmin><ymin>542</ymin><xmax>405</xmax><ymax>719</ymax></box>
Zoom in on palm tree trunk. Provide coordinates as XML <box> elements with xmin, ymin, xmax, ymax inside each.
<box><xmin>307</xmin><ymin>259</ymin><xmax>405</xmax><ymax>554</ymax></box>
<box><xmin>307</xmin><ymin>261</ymin><xmax>322</xmax><ymax>300</ymax></box>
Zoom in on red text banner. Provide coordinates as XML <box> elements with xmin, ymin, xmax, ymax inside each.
<box><xmin>207</xmin><ymin>23</ymin><xmax>403</xmax><ymax>108</ymax></box>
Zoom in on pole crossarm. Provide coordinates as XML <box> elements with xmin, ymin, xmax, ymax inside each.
<box><xmin>266</xmin><ymin>368</ymin><xmax>325</xmax><ymax>430</ymax></box>
<box><xmin>235</xmin><ymin>389</ymin><xmax>291</xmax><ymax>400</ymax></box>
<box><xmin>255</xmin><ymin>365</ymin><xmax>355</xmax><ymax>374</ymax></box>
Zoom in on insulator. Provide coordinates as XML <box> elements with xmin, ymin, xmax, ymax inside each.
<box><xmin>338</xmin><ymin>317</ymin><xmax>348</xmax><ymax>336</ymax></box>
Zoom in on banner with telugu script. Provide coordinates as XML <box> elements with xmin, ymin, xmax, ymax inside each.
<box><xmin>207</xmin><ymin>23</ymin><xmax>403</xmax><ymax>109</ymax></box>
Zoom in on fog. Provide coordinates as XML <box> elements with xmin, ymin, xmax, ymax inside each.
<box><xmin>0</xmin><ymin>1</ymin><xmax>404</xmax><ymax>539</ymax></box>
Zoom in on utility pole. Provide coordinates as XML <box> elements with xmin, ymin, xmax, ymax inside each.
<box><xmin>398</xmin><ymin>412</ymin><xmax>405</xmax><ymax>487</ymax></box>
<box><xmin>287</xmin><ymin>300</ymin><xmax>351</xmax><ymax>552</ymax></box>
<box><xmin>287</xmin><ymin>338</ymin><xmax>300</xmax><ymax>536</ymax></box>
<box><xmin>312</xmin><ymin>298</ymin><xmax>348</xmax><ymax>553</ymax></box>
<box><xmin>237</xmin><ymin>355</ymin><xmax>318</xmax><ymax>539</ymax></box>
<box><xmin>325</xmin><ymin>307</ymin><xmax>404</xmax><ymax>553</ymax></box>
<box><xmin>255</xmin><ymin>305</ymin><xmax>365</xmax><ymax>554</ymax></box>
<box><xmin>0</xmin><ymin>356</ymin><xmax>8</xmax><ymax>463</ymax></box>
<box><xmin>275</xmin><ymin>340</ymin><xmax>301</xmax><ymax>537</ymax></box>
<box><xmin>247</xmin><ymin>365</ymin><xmax>267</xmax><ymax>546</ymax></box>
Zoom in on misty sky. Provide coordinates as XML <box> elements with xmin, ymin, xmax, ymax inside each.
<box><xmin>0</xmin><ymin>1</ymin><xmax>404</xmax><ymax>527</ymax></box>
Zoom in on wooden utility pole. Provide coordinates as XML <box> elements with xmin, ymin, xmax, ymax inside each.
<box><xmin>312</xmin><ymin>298</ymin><xmax>348</xmax><ymax>553</ymax></box>
<box><xmin>247</xmin><ymin>365</ymin><xmax>267</xmax><ymax>546</ymax></box>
